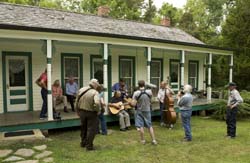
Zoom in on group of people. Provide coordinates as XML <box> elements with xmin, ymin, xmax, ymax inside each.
<box><xmin>36</xmin><ymin>69</ymin><xmax>78</xmax><ymax>119</ymax></box>
<box><xmin>36</xmin><ymin>69</ymin><xmax>243</xmax><ymax>151</ymax></box>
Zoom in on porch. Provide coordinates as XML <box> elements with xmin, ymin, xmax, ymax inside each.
<box><xmin>0</xmin><ymin>98</ymin><xmax>216</xmax><ymax>132</ymax></box>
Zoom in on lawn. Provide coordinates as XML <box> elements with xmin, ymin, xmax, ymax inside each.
<box><xmin>1</xmin><ymin>116</ymin><xmax>250</xmax><ymax>163</ymax></box>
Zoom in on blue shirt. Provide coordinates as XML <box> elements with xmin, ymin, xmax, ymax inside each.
<box><xmin>112</xmin><ymin>83</ymin><xmax>128</xmax><ymax>98</ymax></box>
<box><xmin>66</xmin><ymin>82</ymin><xmax>78</xmax><ymax>95</ymax></box>
<box><xmin>177</xmin><ymin>93</ymin><xmax>193</xmax><ymax>110</ymax></box>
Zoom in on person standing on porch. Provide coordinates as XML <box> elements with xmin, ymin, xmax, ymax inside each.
<box><xmin>76</xmin><ymin>79</ymin><xmax>100</xmax><ymax>151</ymax></box>
<box><xmin>157</xmin><ymin>81</ymin><xmax>174</xmax><ymax>127</ymax></box>
<box><xmin>36</xmin><ymin>68</ymin><xmax>48</xmax><ymax>120</ymax></box>
<box><xmin>226</xmin><ymin>82</ymin><xmax>243</xmax><ymax>139</ymax></box>
<box><xmin>52</xmin><ymin>80</ymin><xmax>68</xmax><ymax>113</ymax></box>
<box><xmin>131</xmin><ymin>80</ymin><xmax>157</xmax><ymax>145</ymax></box>
<box><xmin>177</xmin><ymin>84</ymin><xmax>193</xmax><ymax>142</ymax></box>
<box><xmin>66</xmin><ymin>77</ymin><xmax>78</xmax><ymax>112</ymax></box>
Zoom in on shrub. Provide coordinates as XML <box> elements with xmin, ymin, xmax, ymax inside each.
<box><xmin>211</xmin><ymin>99</ymin><xmax>250</xmax><ymax>120</ymax></box>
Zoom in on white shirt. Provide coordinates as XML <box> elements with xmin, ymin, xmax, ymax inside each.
<box><xmin>157</xmin><ymin>88</ymin><xmax>173</xmax><ymax>103</ymax></box>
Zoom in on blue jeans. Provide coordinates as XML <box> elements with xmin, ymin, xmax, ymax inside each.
<box><xmin>98</xmin><ymin>113</ymin><xmax>107</xmax><ymax>135</ymax></box>
<box><xmin>40</xmin><ymin>88</ymin><xmax>48</xmax><ymax>118</ymax></box>
<box><xmin>160</xmin><ymin>102</ymin><xmax>165</xmax><ymax>123</ymax></box>
<box><xmin>226</xmin><ymin>107</ymin><xmax>238</xmax><ymax>137</ymax></box>
<box><xmin>181</xmin><ymin>109</ymin><xmax>192</xmax><ymax>140</ymax></box>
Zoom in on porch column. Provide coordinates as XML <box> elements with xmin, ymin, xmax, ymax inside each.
<box><xmin>103</xmin><ymin>43</ymin><xmax>109</xmax><ymax>106</ymax></box>
<box><xmin>203</xmin><ymin>57</ymin><xmax>207</xmax><ymax>91</ymax></box>
<box><xmin>229</xmin><ymin>55</ymin><xmax>233</xmax><ymax>83</ymax></box>
<box><xmin>47</xmin><ymin>40</ymin><xmax>53</xmax><ymax>121</ymax></box>
<box><xmin>207</xmin><ymin>53</ymin><xmax>212</xmax><ymax>102</ymax></box>
<box><xmin>147</xmin><ymin>47</ymin><xmax>152</xmax><ymax>83</ymax></box>
<box><xmin>180</xmin><ymin>50</ymin><xmax>185</xmax><ymax>88</ymax></box>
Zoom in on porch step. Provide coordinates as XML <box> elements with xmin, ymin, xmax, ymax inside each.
<box><xmin>0</xmin><ymin>129</ymin><xmax>45</xmax><ymax>141</ymax></box>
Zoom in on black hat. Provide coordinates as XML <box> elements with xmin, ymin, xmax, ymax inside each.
<box><xmin>228</xmin><ymin>82</ymin><xmax>236</xmax><ymax>87</ymax></box>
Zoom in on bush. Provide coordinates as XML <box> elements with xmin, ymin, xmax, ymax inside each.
<box><xmin>211</xmin><ymin>99</ymin><xmax>250</xmax><ymax>120</ymax></box>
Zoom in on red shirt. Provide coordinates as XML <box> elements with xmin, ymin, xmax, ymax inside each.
<box><xmin>40</xmin><ymin>72</ymin><xmax>47</xmax><ymax>87</ymax></box>
<box><xmin>52</xmin><ymin>85</ymin><xmax>63</xmax><ymax>97</ymax></box>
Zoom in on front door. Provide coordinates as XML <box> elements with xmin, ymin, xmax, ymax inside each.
<box><xmin>4</xmin><ymin>55</ymin><xmax>30</xmax><ymax>112</ymax></box>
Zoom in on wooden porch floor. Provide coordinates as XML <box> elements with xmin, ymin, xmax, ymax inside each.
<box><xmin>0</xmin><ymin>98</ymin><xmax>216</xmax><ymax>132</ymax></box>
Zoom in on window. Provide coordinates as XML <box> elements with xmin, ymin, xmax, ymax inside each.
<box><xmin>61</xmin><ymin>53</ymin><xmax>83</xmax><ymax>91</ymax></box>
<box><xmin>91</xmin><ymin>57</ymin><xmax>103</xmax><ymax>84</ymax></box>
<box><xmin>150</xmin><ymin>59</ymin><xmax>163</xmax><ymax>96</ymax></box>
<box><xmin>119</xmin><ymin>57</ymin><xmax>135</xmax><ymax>95</ymax></box>
<box><xmin>189</xmin><ymin>61</ymin><xmax>199</xmax><ymax>89</ymax></box>
<box><xmin>170</xmin><ymin>60</ymin><xmax>180</xmax><ymax>91</ymax></box>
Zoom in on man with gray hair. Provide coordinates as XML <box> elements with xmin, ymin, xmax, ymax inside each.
<box><xmin>177</xmin><ymin>84</ymin><xmax>193</xmax><ymax>141</ymax></box>
<box><xmin>76</xmin><ymin>79</ymin><xmax>100</xmax><ymax>151</ymax></box>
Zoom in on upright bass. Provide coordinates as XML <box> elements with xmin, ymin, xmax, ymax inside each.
<box><xmin>164</xmin><ymin>88</ymin><xmax>176</xmax><ymax>127</ymax></box>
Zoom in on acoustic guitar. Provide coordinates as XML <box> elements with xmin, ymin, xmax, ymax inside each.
<box><xmin>109</xmin><ymin>100</ymin><xmax>133</xmax><ymax>115</ymax></box>
<box><xmin>109</xmin><ymin>102</ymin><xmax>125</xmax><ymax>115</ymax></box>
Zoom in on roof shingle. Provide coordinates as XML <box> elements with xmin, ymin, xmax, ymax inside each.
<box><xmin>0</xmin><ymin>3</ymin><xmax>204</xmax><ymax>45</ymax></box>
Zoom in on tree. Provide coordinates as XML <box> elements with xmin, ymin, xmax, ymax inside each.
<box><xmin>80</xmin><ymin>0</ymin><xmax>144</xmax><ymax>21</ymax></box>
<box><xmin>154</xmin><ymin>2</ymin><xmax>182</xmax><ymax>26</ymax></box>
<box><xmin>222</xmin><ymin>0</ymin><xmax>250</xmax><ymax>90</ymax></box>
<box><xmin>143</xmin><ymin>0</ymin><xmax>156</xmax><ymax>23</ymax></box>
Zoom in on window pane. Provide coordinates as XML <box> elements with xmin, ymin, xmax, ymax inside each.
<box><xmin>120</xmin><ymin>60</ymin><xmax>132</xmax><ymax>77</ymax></box>
<box><xmin>120</xmin><ymin>59</ymin><xmax>133</xmax><ymax>95</ymax></box>
<box><xmin>9</xmin><ymin>59</ymin><xmax>25</xmax><ymax>86</ymax></box>
<box><xmin>93</xmin><ymin>59</ymin><xmax>103</xmax><ymax>84</ymax></box>
<box><xmin>65</xmin><ymin>58</ymin><xmax>79</xmax><ymax>78</ymax></box>
<box><xmin>151</xmin><ymin>61</ymin><xmax>161</xmax><ymax>77</ymax></box>
<box><xmin>170</xmin><ymin>62</ymin><xmax>179</xmax><ymax>83</ymax></box>
<box><xmin>190</xmin><ymin>63</ymin><xmax>197</xmax><ymax>77</ymax></box>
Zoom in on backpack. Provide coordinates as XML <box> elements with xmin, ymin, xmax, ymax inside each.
<box><xmin>135</xmin><ymin>89</ymin><xmax>151</xmax><ymax>110</ymax></box>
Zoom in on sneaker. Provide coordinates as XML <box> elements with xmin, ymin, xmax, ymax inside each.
<box><xmin>152</xmin><ymin>140</ymin><xmax>157</xmax><ymax>145</ymax></box>
<box><xmin>126</xmin><ymin>127</ymin><xmax>130</xmax><ymax>130</ymax></box>
<box><xmin>120</xmin><ymin>128</ymin><xmax>126</xmax><ymax>132</ymax></box>
<box><xmin>160</xmin><ymin>122</ymin><xmax>166</xmax><ymax>127</ymax></box>
<box><xmin>141</xmin><ymin>140</ymin><xmax>146</xmax><ymax>145</ymax></box>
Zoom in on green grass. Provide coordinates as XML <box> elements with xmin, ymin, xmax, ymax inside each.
<box><xmin>1</xmin><ymin>117</ymin><xmax>250</xmax><ymax>163</ymax></box>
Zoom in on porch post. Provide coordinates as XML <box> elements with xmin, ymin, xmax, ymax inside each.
<box><xmin>229</xmin><ymin>55</ymin><xmax>233</xmax><ymax>83</ymax></box>
<box><xmin>207</xmin><ymin>53</ymin><xmax>212</xmax><ymax>102</ymax></box>
<box><xmin>147</xmin><ymin>47</ymin><xmax>152</xmax><ymax>83</ymax></box>
<box><xmin>203</xmin><ymin>57</ymin><xmax>207</xmax><ymax>91</ymax></box>
<box><xmin>103</xmin><ymin>43</ymin><xmax>109</xmax><ymax>106</ymax></box>
<box><xmin>180</xmin><ymin>50</ymin><xmax>185</xmax><ymax>88</ymax></box>
<box><xmin>47</xmin><ymin>40</ymin><xmax>53</xmax><ymax>121</ymax></box>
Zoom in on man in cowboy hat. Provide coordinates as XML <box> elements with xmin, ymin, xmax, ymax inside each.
<box><xmin>226</xmin><ymin>82</ymin><xmax>243</xmax><ymax>139</ymax></box>
<box><xmin>76</xmin><ymin>79</ymin><xmax>100</xmax><ymax>151</ymax></box>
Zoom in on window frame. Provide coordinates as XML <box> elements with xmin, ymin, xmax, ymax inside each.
<box><xmin>150</xmin><ymin>58</ymin><xmax>163</xmax><ymax>96</ymax></box>
<box><xmin>188</xmin><ymin>60</ymin><xmax>199</xmax><ymax>90</ymax></box>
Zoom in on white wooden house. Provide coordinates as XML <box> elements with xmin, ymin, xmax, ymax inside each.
<box><xmin>0</xmin><ymin>3</ymin><xmax>234</xmax><ymax>132</ymax></box>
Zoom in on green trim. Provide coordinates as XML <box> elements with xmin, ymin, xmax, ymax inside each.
<box><xmin>188</xmin><ymin>60</ymin><xmax>199</xmax><ymax>90</ymax></box>
<box><xmin>2</xmin><ymin>51</ymin><xmax>33</xmax><ymax>113</ymax></box>
<box><xmin>171</xmin><ymin>85</ymin><xmax>178</xmax><ymax>89</ymax></box>
<box><xmin>147</xmin><ymin>61</ymin><xmax>151</xmax><ymax>66</ymax></box>
<box><xmin>10</xmin><ymin>90</ymin><xmax>26</xmax><ymax>96</ymax></box>
<box><xmin>46</xmin><ymin>58</ymin><xmax>52</xmax><ymax>64</ymax></box>
<box><xmin>207</xmin><ymin>84</ymin><xmax>211</xmax><ymax>87</ymax></box>
<box><xmin>151</xmin><ymin>58</ymin><xmax>163</xmax><ymax>82</ymax></box>
<box><xmin>207</xmin><ymin>64</ymin><xmax>212</xmax><ymax>68</ymax></box>
<box><xmin>61</xmin><ymin>53</ymin><xmax>83</xmax><ymax>93</ymax></box>
<box><xmin>169</xmin><ymin>59</ymin><xmax>180</xmax><ymax>89</ymax></box>
<box><xmin>47</xmin><ymin>90</ymin><xmax>52</xmax><ymax>94</ymax></box>
<box><xmin>10</xmin><ymin>98</ymin><xmax>26</xmax><ymax>105</ymax></box>
<box><xmin>119</xmin><ymin>56</ymin><xmax>136</xmax><ymax>93</ymax></box>
<box><xmin>103</xmin><ymin>59</ymin><xmax>108</xmax><ymax>65</ymax></box>
<box><xmin>229</xmin><ymin>65</ymin><xmax>233</xmax><ymax>69</ymax></box>
<box><xmin>180</xmin><ymin>63</ymin><xmax>184</xmax><ymax>67</ymax></box>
